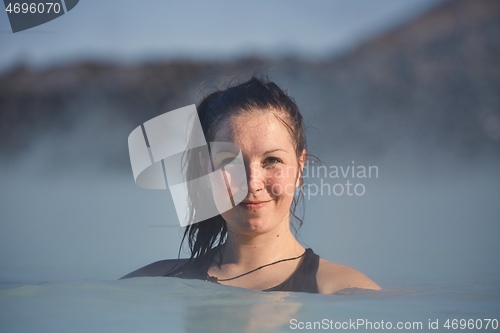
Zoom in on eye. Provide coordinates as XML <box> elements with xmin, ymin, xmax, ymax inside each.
<box><xmin>219</xmin><ymin>156</ymin><xmax>241</xmax><ymax>169</ymax></box>
<box><xmin>214</xmin><ymin>151</ymin><xmax>239</xmax><ymax>168</ymax></box>
<box><xmin>263</xmin><ymin>157</ymin><xmax>283</xmax><ymax>165</ymax></box>
<box><xmin>221</xmin><ymin>157</ymin><xmax>234</xmax><ymax>165</ymax></box>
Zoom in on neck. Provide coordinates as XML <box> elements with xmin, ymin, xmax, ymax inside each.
<box><xmin>220</xmin><ymin>219</ymin><xmax>304</xmax><ymax>269</ymax></box>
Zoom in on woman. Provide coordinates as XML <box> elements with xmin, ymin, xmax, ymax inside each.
<box><xmin>122</xmin><ymin>76</ymin><xmax>380</xmax><ymax>294</ymax></box>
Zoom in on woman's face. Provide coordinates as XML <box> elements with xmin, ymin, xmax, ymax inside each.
<box><xmin>211</xmin><ymin>111</ymin><xmax>305</xmax><ymax>236</ymax></box>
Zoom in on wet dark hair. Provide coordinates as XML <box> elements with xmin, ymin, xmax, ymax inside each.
<box><xmin>179</xmin><ymin>76</ymin><xmax>307</xmax><ymax>266</ymax></box>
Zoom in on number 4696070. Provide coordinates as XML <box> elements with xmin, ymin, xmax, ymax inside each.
<box><xmin>443</xmin><ymin>319</ymin><xmax>498</xmax><ymax>330</ymax></box>
<box><xmin>5</xmin><ymin>2</ymin><xmax>62</xmax><ymax>14</ymax></box>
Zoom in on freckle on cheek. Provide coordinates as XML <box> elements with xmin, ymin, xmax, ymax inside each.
<box><xmin>276</xmin><ymin>234</ymin><xmax>280</xmax><ymax>237</ymax></box>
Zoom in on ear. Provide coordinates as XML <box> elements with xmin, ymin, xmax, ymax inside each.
<box><xmin>296</xmin><ymin>149</ymin><xmax>306</xmax><ymax>188</ymax></box>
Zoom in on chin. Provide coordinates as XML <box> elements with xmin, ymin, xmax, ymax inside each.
<box><xmin>223</xmin><ymin>212</ymin><xmax>286</xmax><ymax>236</ymax></box>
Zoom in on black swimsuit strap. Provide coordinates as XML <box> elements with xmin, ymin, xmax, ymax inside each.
<box><xmin>263</xmin><ymin>248</ymin><xmax>320</xmax><ymax>293</ymax></box>
<box><xmin>167</xmin><ymin>247</ymin><xmax>320</xmax><ymax>293</ymax></box>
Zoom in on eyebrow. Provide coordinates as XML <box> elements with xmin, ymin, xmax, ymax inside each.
<box><xmin>263</xmin><ymin>148</ymin><xmax>288</xmax><ymax>155</ymax></box>
<box><xmin>213</xmin><ymin>148</ymin><xmax>289</xmax><ymax>157</ymax></box>
<box><xmin>214</xmin><ymin>151</ymin><xmax>237</xmax><ymax>157</ymax></box>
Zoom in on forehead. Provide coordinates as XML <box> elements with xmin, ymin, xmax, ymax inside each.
<box><xmin>214</xmin><ymin>112</ymin><xmax>294</xmax><ymax>147</ymax></box>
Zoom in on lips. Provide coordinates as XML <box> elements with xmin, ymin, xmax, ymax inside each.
<box><xmin>239</xmin><ymin>200</ymin><xmax>271</xmax><ymax>210</ymax></box>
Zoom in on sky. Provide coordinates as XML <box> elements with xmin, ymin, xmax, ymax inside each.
<box><xmin>0</xmin><ymin>0</ymin><xmax>445</xmax><ymax>71</ymax></box>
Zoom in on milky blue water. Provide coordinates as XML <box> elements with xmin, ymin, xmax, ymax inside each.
<box><xmin>1</xmin><ymin>276</ymin><xmax>499</xmax><ymax>333</ymax></box>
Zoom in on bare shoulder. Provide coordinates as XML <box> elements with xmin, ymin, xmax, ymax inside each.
<box><xmin>316</xmin><ymin>258</ymin><xmax>381</xmax><ymax>294</ymax></box>
<box><xmin>120</xmin><ymin>258</ymin><xmax>189</xmax><ymax>279</ymax></box>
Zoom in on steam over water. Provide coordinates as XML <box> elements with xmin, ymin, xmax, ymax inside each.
<box><xmin>1</xmin><ymin>128</ymin><xmax>498</xmax><ymax>282</ymax></box>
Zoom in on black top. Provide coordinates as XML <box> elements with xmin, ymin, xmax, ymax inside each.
<box><xmin>166</xmin><ymin>248</ymin><xmax>320</xmax><ymax>293</ymax></box>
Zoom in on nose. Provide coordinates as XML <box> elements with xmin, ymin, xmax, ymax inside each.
<box><xmin>246</xmin><ymin>161</ymin><xmax>265</xmax><ymax>194</ymax></box>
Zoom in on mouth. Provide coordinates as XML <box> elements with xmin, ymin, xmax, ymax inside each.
<box><xmin>238</xmin><ymin>200</ymin><xmax>272</xmax><ymax>210</ymax></box>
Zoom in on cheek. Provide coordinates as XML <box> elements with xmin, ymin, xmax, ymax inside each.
<box><xmin>208</xmin><ymin>172</ymin><xmax>229</xmax><ymax>213</ymax></box>
<box><xmin>223</xmin><ymin>168</ymin><xmax>247</xmax><ymax>197</ymax></box>
<box><xmin>265</xmin><ymin>174</ymin><xmax>299</xmax><ymax>199</ymax></box>
<box><xmin>209</xmin><ymin>172</ymin><xmax>227</xmax><ymax>195</ymax></box>
<box><xmin>209</xmin><ymin>167</ymin><xmax>248</xmax><ymax>210</ymax></box>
